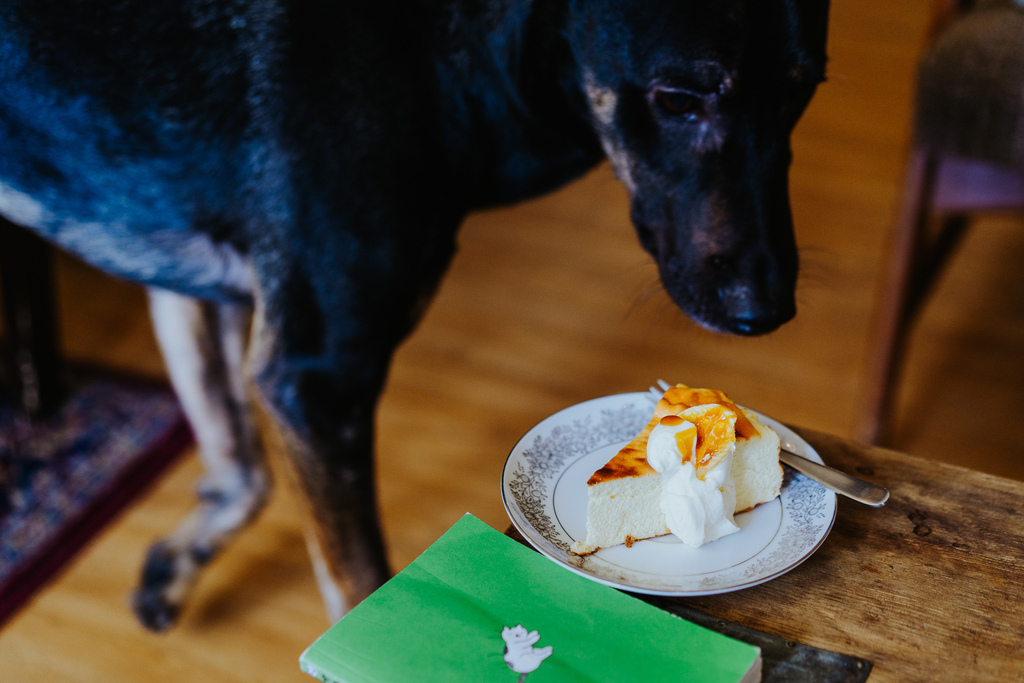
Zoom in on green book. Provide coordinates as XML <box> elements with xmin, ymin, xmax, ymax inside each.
<box><xmin>300</xmin><ymin>514</ymin><xmax>761</xmax><ymax>682</ymax></box>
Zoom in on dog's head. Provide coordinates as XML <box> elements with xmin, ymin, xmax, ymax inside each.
<box><xmin>568</xmin><ymin>0</ymin><xmax>829</xmax><ymax>335</ymax></box>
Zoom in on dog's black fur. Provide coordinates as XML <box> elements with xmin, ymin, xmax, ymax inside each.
<box><xmin>0</xmin><ymin>0</ymin><xmax>829</xmax><ymax>629</ymax></box>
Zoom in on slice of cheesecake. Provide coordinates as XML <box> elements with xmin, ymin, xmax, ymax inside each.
<box><xmin>570</xmin><ymin>384</ymin><xmax>783</xmax><ymax>555</ymax></box>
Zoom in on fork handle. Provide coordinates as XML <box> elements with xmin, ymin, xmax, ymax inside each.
<box><xmin>780</xmin><ymin>449</ymin><xmax>890</xmax><ymax>507</ymax></box>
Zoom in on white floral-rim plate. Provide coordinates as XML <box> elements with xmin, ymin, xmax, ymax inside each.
<box><xmin>501</xmin><ymin>392</ymin><xmax>836</xmax><ymax>595</ymax></box>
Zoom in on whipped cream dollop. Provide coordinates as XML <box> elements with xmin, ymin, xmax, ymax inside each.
<box><xmin>646</xmin><ymin>414</ymin><xmax>740</xmax><ymax>547</ymax></box>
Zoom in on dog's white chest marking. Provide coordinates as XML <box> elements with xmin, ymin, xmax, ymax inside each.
<box><xmin>0</xmin><ymin>181</ymin><xmax>49</xmax><ymax>228</ymax></box>
<box><xmin>0</xmin><ymin>181</ymin><xmax>254</xmax><ymax>298</ymax></box>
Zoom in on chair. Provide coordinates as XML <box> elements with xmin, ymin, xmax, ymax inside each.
<box><xmin>859</xmin><ymin>0</ymin><xmax>1024</xmax><ymax>444</ymax></box>
<box><xmin>0</xmin><ymin>216</ymin><xmax>65</xmax><ymax>418</ymax></box>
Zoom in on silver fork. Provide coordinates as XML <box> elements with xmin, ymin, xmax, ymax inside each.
<box><xmin>647</xmin><ymin>380</ymin><xmax>889</xmax><ymax>507</ymax></box>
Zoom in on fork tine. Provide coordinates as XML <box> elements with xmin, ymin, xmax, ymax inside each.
<box><xmin>647</xmin><ymin>379</ymin><xmax>674</xmax><ymax>405</ymax></box>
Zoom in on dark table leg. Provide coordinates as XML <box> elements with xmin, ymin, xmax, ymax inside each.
<box><xmin>0</xmin><ymin>216</ymin><xmax>65</xmax><ymax>418</ymax></box>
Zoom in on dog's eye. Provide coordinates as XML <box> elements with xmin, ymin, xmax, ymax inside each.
<box><xmin>652</xmin><ymin>88</ymin><xmax>703</xmax><ymax>119</ymax></box>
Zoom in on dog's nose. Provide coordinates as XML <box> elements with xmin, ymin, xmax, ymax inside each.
<box><xmin>722</xmin><ymin>312</ymin><xmax>788</xmax><ymax>336</ymax></box>
<box><xmin>718</xmin><ymin>282</ymin><xmax>795</xmax><ymax>336</ymax></box>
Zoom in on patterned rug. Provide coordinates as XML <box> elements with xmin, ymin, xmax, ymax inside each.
<box><xmin>0</xmin><ymin>373</ymin><xmax>192</xmax><ymax>627</ymax></box>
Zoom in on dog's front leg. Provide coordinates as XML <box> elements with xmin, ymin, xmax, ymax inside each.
<box><xmin>246</xmin><ymin>286</ymin><xmax>397</xmax><ymax>621</ymax></box>
<box><xmin>134</xmin><ymin>289</ymin><xmax>270</xmax><ymax>631</ymax></box>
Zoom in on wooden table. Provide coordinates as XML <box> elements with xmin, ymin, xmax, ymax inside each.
<box><xmin>670</xmin><ymin>427</ymin><xmax>1023</xmax><ymax>681</ymax></box>
<box><xmin>515</xmin><ymin>426</ymin><xmax>1024</xmax><ymax>682</ymax></box>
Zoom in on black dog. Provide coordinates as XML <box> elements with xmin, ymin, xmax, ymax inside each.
<box><xmin>0</xmin><ymin>0</ymin><xmax>829</xmax><ymax>630</ymax></box>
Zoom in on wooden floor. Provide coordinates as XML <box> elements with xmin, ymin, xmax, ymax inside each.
<box><xmin>4</xmin><ymin>0</ymin><xmax>1024</xmax><ymax>679</ymax></box>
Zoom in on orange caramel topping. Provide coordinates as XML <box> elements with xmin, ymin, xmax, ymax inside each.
<box><xmin>661</xmin><ymin>406</ymin><xmax>737</xmax><ymax>477</ymax></box>
<box><xmin>689</xmin><ymin>404</ymin><xmax>737</xmax><ymax>477</ymax></box>
<box><xmin>586</xmin><ymin>383</ymin><xmax>757</xmax><ymax>485</ymax></box>
<box><xmin>660</xmin><ymin>385</ymin><xmax>759</xmax><ymax>440</ymax></box>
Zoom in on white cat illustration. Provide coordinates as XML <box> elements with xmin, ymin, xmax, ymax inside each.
<box><xmin>501</xmin><ymin>624</ymin><xmax>553</xmax><ymax>681</ymax></box>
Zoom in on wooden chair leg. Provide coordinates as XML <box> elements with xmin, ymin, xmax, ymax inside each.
<box><xmin>903</xmin><ymin>212</ymin><xmax>970</xmax><ymax>323</ymax></box>
<box><xmin>858</xmin><ymin>151</ymin><xmax>938</xmax><ymax>445</ymax></box>
<box><xmin>0</xmin><ymin>216</ymin><xmax>65</xmax><ymax>418</ymax></box>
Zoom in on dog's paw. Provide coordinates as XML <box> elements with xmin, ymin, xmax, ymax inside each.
<box><xmin>131</xmin><ymin>541</ymin><xmax>183</xmax><ymax>631</ymax></box>
<box><xmin>132</xmin><ymin>586</ymin><xmax>181</xmax><ymax>632</ymax></box>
